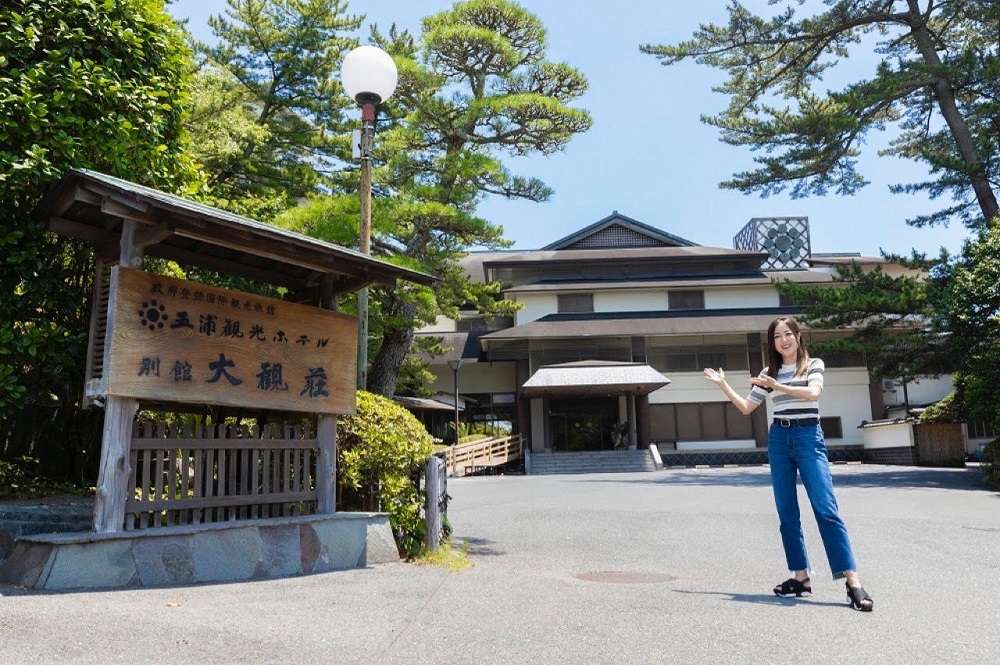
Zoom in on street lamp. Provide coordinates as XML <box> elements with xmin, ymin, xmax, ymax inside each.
<box><xmin>340</xmin><ymin>45</ymin><xmax>398</xmax><ymax>390</ymax></box>
<box><xmin>447</xmin><ymin>359</ymin><xmax>463</xmax><ymax>444</ymax></box>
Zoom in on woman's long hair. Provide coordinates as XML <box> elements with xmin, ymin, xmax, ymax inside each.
<box><xmin>766</xmin><ymin>316</ymin><xmax>810</xmax><ymax>379</ymax></box>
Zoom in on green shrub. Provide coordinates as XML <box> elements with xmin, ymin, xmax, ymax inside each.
<box><xmin>337</xmin><ymin>391</ymin><xmax>434</xmax><ymax>558</ymax></box>
<box><xmin>1</xmin><ymin>0</ymin><xmax>201</xmax><ymax>482</ymax></box>
<box><xmin>920</xmin><ymin>392</ymin><xmax>962</xmax><ymax>423</ymax></box>
<box><xmin>0</xmin><ymin>456</ymin><xmax>94</xmax><ymax>500</ymax></box>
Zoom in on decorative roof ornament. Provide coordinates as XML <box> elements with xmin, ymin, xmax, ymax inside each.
<box><xmin>733</xmin><ymin>217</ymin><xmax>811</xmax><ymax>270</ymax></box>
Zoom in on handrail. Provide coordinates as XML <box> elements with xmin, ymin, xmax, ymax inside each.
<box><xmin>444</xmin><ymin>434</ymin><xmax>523</xmax><ymax>476</ymax></box>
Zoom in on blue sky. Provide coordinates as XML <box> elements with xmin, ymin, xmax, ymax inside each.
<box><xmin>169</xmin><ymin>0</ymin><xmax>973</xmax><ymax>257</ymax></box>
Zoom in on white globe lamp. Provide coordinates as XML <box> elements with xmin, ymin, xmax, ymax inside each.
<box><xmin>341</xmin><ymin>45</ymin><xmax>398</xmax><ymax>105</ymax></box>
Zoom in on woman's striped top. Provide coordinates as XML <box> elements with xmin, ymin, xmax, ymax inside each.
<box><xmin>747</xmin><ymin>357</ymin><xmax>825</xmax><ymax>420</ymax></box>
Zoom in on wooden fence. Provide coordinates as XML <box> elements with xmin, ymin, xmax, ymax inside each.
<box><xmin>913</xmin><ymin>422</ymin><xmax>966</xmax><ymax>467</ymax></box>
<box><xmin>125</xmin><ymin>421</ymin><xmax>318</xmax><ymax>530</ymax></box>
<box><xmin>443</xmin><ymin>434</ymin><xmax>523</xmax><ymax>477</ymax></box>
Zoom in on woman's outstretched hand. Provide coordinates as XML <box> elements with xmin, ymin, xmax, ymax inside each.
<box><xmin>703</xmin><ymin>367</ymin><xmax>726</xmax><ymax>385</ymax></box>
<box><xmin>750</xmin><ymin>374</ymin><xmax>779</xmax><ymax>391</ymax></box>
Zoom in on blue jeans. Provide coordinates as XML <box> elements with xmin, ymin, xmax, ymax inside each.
<box><xmin>767</xmin><ymin>422</ymin><xmax>857</xmax><ymax>579</ymax></box>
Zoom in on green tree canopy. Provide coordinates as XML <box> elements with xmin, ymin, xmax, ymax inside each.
<box><xmin>279</xmin><ymin>0</ymin><xmax>592</xmax><ymax>397</ymax></box>
<box><xmin>364</xmin><ymin>0</ymin><xmax>591</xmax><ymax>396</ymax></box>
<box><xmin>0</xmin><ymin>0</ymin><xmax>200</xmax><ymax>480</ymax></box>
<box><xmin>189</xmin><ymin>0</ymin><xmax>361</xmax><ymax>218</ymax></box>
<box><xmin>642</xmin><ymin>0</ymin><xmax>999</xmax><ymax>228</ymax></box>
<box><xmin>649</xmin><ymin>1</ymin><xmax>999</xmax><ymax>434</ymax></box>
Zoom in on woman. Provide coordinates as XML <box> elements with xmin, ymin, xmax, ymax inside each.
<box><xmin>703</xmin><ymin>316</ymin><xmax>874</xmax><ymax>611</ymax></box>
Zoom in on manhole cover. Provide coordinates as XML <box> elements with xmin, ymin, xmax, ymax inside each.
<box><xmin>575</xmin><ymin>571</ymin><xmax>676</xmax><ymax>584</ymax></box>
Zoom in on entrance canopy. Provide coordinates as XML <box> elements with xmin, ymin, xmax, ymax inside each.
<box><xmin>521</xmin><ymin>360</ymin><xmax>670</xmax><ymax>398</ymax></box>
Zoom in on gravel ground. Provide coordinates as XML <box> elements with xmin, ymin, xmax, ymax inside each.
<box><xmin>2</xmin><ymin>464</ymin><xmax>997</xmax><ymax>665</ymax></box>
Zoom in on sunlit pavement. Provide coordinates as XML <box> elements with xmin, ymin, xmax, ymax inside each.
<box><xmin>2</xmin><ymin>464</ymin><xmax>998</xmax><ymax>665</ymax></box>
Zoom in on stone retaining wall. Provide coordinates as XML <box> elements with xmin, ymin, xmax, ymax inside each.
<box><xmin>0</xmin><ymin>498</ymin><xmax>93</xmax><ymax>564</ymax></box>
<box><xmin>0</xmin><ymin>512</ymin><xmax>399</xmax><ymax>591</ymax></box>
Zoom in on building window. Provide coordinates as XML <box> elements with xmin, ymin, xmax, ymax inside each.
<box><xmin>650</xmin><ymin>402</ymin><xmax>753</xmax><ymax>442</ymax></box>
<box><xmin>557</xmin><ymin>293</ymin><xmax>593</xmax><ymax>313</ymax></box>
<box><xmin>820</xmin><ymin>417</ymin><xmax>843</xmax><ymax>439</ymax></box>
<box><xmin>647</xmin><ymin>346</ymin><xmax>749</xmax><ymax>372</ymax></box>
<box><xmin>778</xmin><ymin>292</ymin><xmax>796</xmax><ymax>307</ymax></box>
<box><xmin>668</xmin><ymin>290</ymin><xmax>705</xmax><ymax>309</ymax></box>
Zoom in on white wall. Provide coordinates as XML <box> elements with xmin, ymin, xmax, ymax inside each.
<box><xmin>420</xmin><ymin>315</ymin><xmax>457</xmax><ymax>333</ymax></box>
<box><xmin>704</xmin><ymin>286</ymin><xmax>779</xmax><ymax>309</ymax></box>
<box><xmin>677</xmin><ymin>440</ymin><xmax>755</xmax><ymax>451</ymax></box>
<box><xmin>648</xmin><ymin>371</ymin><xmax>755</xmax><ymax>404</ymax></box>
<box><xmin>883</xmin><ymin>375</ymin><xmax>954</xmax><ymax>407</ymax></box>
<box><xmin>430</xmin><ymin>362</ymin><xmax>517</xmax><ymax>394</ymax></box>
<box><xmin>796</xmin><ymin>368</ymin><xmax>871</xmax><ymax>444</ymax></box>
<box><xmin>593</xmin><ymin>290</ymin><xmax>666</xmax><ymax>312</ymax></box>
<box><xmin>861</xmin><ymin>422</ymin><xmax>915</xmax><ymax>449</ymax></box>
<box><xmin>513</xmin><ymin>293</ymin><xmax>558</xmax><ymax>324</ymax></box>
<box><xmin>649</xmin><ymin>367</ymin><xmax>872</xmax><ymax>444</ymax></box>
<box><xmin>515</xmin><ymin>285</ymin><xmax>784</xmax><ymax>323</ymax></box>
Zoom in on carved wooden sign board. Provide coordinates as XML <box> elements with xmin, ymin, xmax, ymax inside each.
<box><xmin>102</xmin><ymin>267</ymin><xmax>356</xmax><ymax>415</ymax></box>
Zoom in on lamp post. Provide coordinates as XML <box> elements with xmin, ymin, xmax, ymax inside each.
<box><xmin>340</xmin><ymin>45</ymin><xmax>398</xmax><ymax>390</ymax></box>
<box><xmin>447</xmin><ymin>359</ymin><xmax>463</xmax><ymax>444</ymax></box>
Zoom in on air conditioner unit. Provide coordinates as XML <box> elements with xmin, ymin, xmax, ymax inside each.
<box><xmin>881</xmin><ymin>379</ymin><xmax>896</xmax><ymax>390</ymax></box>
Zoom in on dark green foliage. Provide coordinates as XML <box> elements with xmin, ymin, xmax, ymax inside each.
<box><xmin>643</xmin><ymin>0</ymin><xmax>999</xmax><ymax>228</ymax></box>
<box><xmin>358</xmin><ymin>0</ymin><xmax>591</xmax><ymax>396</ymax></box>
<box><xmin>189</xmin><ymin>0</ymin><xmax>361</xmax><ymax>218</ymax></box>
<box><xmin>778</xmin><ymin>221</ymin><xmax>1000</xmax><ymax>438</ymax></box>
<box><xmin>944</xmin><ymin>223</ymin><xmax>1000</xmax><ymax>432</ymax></box>
<box><xmin>0</xmin><ymin>456</ymin><xmax>95</xmax><ymax>500</ymax></box>
<box><xmin>649</xmin><ymin>2</ymin><xmax>999</xmax><ymax>480</ymax></box>
<box><xmin>776</xmin><ymin>260</ymin><xmax>953</xmax><ymax>381</ymax></box>
<box><xmin>0</xmin><ymin>0</ymin><xmax>200</xmax><ymax>482</ymax></box>
<box><xmin>919</xmin><ymin>392</ymin><xmax>961</xmax><ymax>423</ymax></box>
<box><xmin>336</xmin><ymin>391</ymin><xmax>435</xmax><ymax>557</ymax></box>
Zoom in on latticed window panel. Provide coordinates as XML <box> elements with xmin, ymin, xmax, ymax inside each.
<box><xmin>732</xmin><ymin>217</ymin><xmax>811</xmax><ymax>270</ymax></box>
<box><xmin>567</xmin><ymin>223</ymin><xmax>667</xmax><ymax>249</ymax></box>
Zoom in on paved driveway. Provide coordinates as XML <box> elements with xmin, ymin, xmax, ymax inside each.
<box><xmin>2</xmin><ymin>465</ymin><xmax>998</xmax><ymax>665</ymax></box>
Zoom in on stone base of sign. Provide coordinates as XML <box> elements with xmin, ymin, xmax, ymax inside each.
<box><xmin>0</xmin><ymin>512</ymin><xmax>399</xmax><ymax>591</ymax></box>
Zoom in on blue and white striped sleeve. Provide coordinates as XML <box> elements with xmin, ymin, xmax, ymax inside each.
<box><xmin>807</xmin><ymin>358</ymin><xmax>825</xmax><ymax>389</ymax></box>
<box><xmin>747</xmin><ymin>368</ymin><xmax>769</xmax><ymax>404</ymax></box>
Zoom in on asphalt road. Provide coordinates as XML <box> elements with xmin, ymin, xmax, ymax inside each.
<box><xmin>2</xmin><ymin>464</ymin><xmax>998</xmax><ymax>665</ymax></box>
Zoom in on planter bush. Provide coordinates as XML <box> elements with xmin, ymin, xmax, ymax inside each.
<box><xmin>337</xmin><ymin>391</ymin><xmax>434</xmax><ymax>557</ymax></box>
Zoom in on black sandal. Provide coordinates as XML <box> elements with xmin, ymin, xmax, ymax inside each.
<box><xmin>846</xmin><ymin>583</ymin><xmax>874</xmax><ymax>611</ymax></box>
<box><xmin>773</xmin><ymin>577</ymin><xmax>811</xmax><ymax>597</ymax></box>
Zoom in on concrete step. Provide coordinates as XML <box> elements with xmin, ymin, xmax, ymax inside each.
<box><xmin>528</xmin><ymin>451</ymin><xmax>655</xmax><ymax>475</ymax></box>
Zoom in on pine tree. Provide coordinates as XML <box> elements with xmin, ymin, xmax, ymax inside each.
<box><xmin>279</xmin><ymin>0</ymin><xmax>591</xmax><ymax>397</ymax></box>
<box><xmin>190</xmin><ymin>0</ymin><xmax>361</xmax><ymax>218</ymax></box>
<box><xmin>642</xmin><ymin>0</ymin><xmax>998</xmax><ymax>227</ymax></box>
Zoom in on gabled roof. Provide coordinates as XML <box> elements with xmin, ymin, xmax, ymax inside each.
<box><xmin>521</xmin><ymin>360</ymin><xmax>671</xmax><ymax>398</ymax></box>
<box><xmin>542</xmin><ymin>212</ymin><xmax>697</xmax><ymax>250</ymax></box>
<box><xmin>36</xmin><ymin>169</ymin><xmax>436</xmax><ymax>292</ymax></box>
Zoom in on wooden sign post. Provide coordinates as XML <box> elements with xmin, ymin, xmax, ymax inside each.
<box><xmin>35</xmin><ymin>169</ymin><xmax>434</xmax><ymax>535</ymax></box>
<box><xmin>93</xmin><ymin>264</ymin><xmax>357</xmax><ymax>532</ymax></box>
<box><xmin>101</xmin><ymin>267</ymin><xmax>356</xmax><ymax>414</ymax></box>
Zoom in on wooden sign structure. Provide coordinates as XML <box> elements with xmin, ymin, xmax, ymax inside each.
<box><xmin>103</xmin><ymin>267</ymin><xmax>356</xmax><ymax>415</ymax></box>
<box><xmin>35</xmin><ymin>169</ymin><xmax>435</xmax><ymax>534</ymax></box>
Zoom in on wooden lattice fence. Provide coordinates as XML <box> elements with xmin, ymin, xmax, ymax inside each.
<box><xmin>124</xmin><ymin>421</ymin><xmax>318</xmax><ymax>530</ymax></box>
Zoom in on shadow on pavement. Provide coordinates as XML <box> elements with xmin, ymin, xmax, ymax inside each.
<box><xmin>674</xmin><ymin>588</ymin><xmax>848</xmax><ymax>609</ymax></box>
<box><xmin>455</xmin><ymin>535</ymin><xmax>506</xmax><ymax>557</ymax></box>
<box><xmin>579</xmin><ymin>466</ymin><xmax>994</xmax><ymax>493</ymax></box>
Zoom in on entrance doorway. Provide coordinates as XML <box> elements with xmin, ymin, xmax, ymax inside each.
<box><xmin>548</xmin><ymin>398</ymin><xmax>618</xmax><ymax>452</ymax></box>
